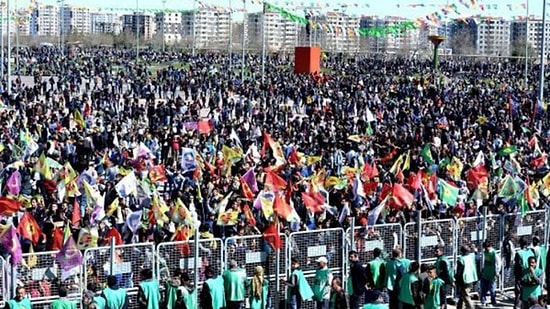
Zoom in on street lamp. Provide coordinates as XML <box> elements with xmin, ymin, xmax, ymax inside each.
<box><xmin>136</xmin><ymin>0</ymin><xmax>139</xmax><ymax>62</ymax></box>
<box><xmin>241</xmin><ymin>0</ymin><xmax>246</xmax><ymax>81</ymax></box>
<box><xmin>428</xmin><ymin>35</ymin><xmax>446</xmax><ymax>71</ymax></box>
<box><xmin>161</xmin><ymin>0</ymin><xmax>166</xmax><ymax>52</ymax></box>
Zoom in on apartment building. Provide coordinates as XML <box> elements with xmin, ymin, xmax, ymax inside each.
<box><xmin>61</xmin><ymin>5</ymin><xmax>91</xmax><ymax>34</ymax></box>
<box><xmin>122</xmin><ymin>13</ymin><xmax>156</xmax><ymax>40</ymax></box>
<box><xmin>155</xmin><ymin>12</ymin><xmax>183</xmax><ymax>45</ymax></box>
<box><xmin>319</xmin><ymin>12</ymin><xmax>360</xmax><ymax>53</ymax></box>
<box><xmin>180</xmin><ymin>9</ymin><xmax>231</xmax><ymax>49</ymax></box>
<box><xmin>30</xmin><ymin>3</ymin><xmax>59</xmax><ymax>37</ymax></box>
<box><xmin>512</xmin><ymin>17</ymin><xmax>550</xmax><ymax>58</ymax></box>
<box><xmin>247</xmin><ymin>11</ymin><xmax>299</xmax><ymax>52</ymax></box>
<box><xmin>475</xmin><ymin>17</ymin><xmax>511</xmax><ymax>56</ymax></box>
<box><xmin>90</xmin><ymin>11</ymin><xmax>122</xmax><ymax>35</ymax></box>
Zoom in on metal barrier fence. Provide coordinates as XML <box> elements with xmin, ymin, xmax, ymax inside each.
<box><xmin>157</xmin><ymin>238</ymin><xmax>224</xmax><ymax>289</ymax></box>
<box><xmin>288</xmin><ymin>228</ymin><xmax>345</xmax><ymax>309</ymax></box>
<box><xmin>403</xmin><ymin>219</ymin><xmax>456</xmax><ymax>264</ymax></box>
<box><xmin>83</xmin><ymin>242</ymin><xmax>155</xmax><ymax>309</ymax></box>
<box><xmin>500</xmin><ymin>210</ymin><xmax>547</xmax><ymax>295</ymax></box>
<box><xmin>225</xmin><ymin>234</ymin><xmax>287</xmax><ymax>308</ymax></box>
<box><xmin>347</xmin><ymin>224</ymin><xmax>402</xmax><ymax>261</ymax></box>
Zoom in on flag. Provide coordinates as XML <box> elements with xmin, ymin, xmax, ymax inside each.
<box><xmin>438</xmin><ymin>179</ymin><xmax>459</xmax><ymax>206</ymax></box>
<box><xmin>222</xmin><ymin>145</ymin><xmax>243</xmax><ymax>165</ymax></box>
<box><xmin>172</xmin><ymin>227</ymin><xmax>191</xmax><ymax>256</ymax></box>
<box><xmin>230</xmin><ymin>128</ymin><xmax>243</xmax><ymax>149</ymax></box>
<box><xmin>402</xmin><ymin>151</ymin><xmax>411</xmax><ymax>171</ymax></box>
<box><xmin>389</xmin><ymin>154</ymin><xmax>404</xmax><ymax>174</ymax></box>
<box><xmin>368</xmin><ymin>197</ymin><xmax>388</xmax><ymax>226</ymax></box>
<box><xmin>126</xmin><ymin>210</ymin><xmax>142</xmax><ymax>234</ymax></box>
<box><xmin>115</xmin><ymin>171</ymin><xmax>138</xmax><ymax>198</ymax></box>
<box><xmin>273</xmin><ymin>195</ymin><xmax>294</xmax><ymax>221</ymax></box>
<box><xmin>264</xmin><ymin>170</ymin><xmax>287</xmax><ymax>191</ymax></box>
<box><xmin>0</xmin><ymin>226</ymin><xmax>22</xmax><ymax>264</ymax></box>
<box><xmin>242</xmin><ymin>204</ymin><xmax>257</xmax><ymax>226</ymax></box>
<box><xmin>26</xmin><ymin>244</ymin><xmax>37</xmax><ymax>268</ymax></box>
<box><xmin>241</xmin><ymin>168</ymin><xmax>258</xmax><ymax>193</ymax></box>
<box><xmin>71</xmin><ymin>199</ymin><xmax>81</xmax><ymax>226</ymax></box>
<box><xmin>498</xmin><ymin>174</ymin><xmax>519</xmax><ymax>199</ymax></box>
<box><xmin>181</xmin><ymin>148</ymin><xmax>198</xmax><ymax>172</ymax></box>
<box><xmin>473</xmin><ymin>151</ymin><xmax>485</xmax><ymax>167</ymax></box>
<box><xmin>519</xmin><ymin>194</ymin><xmax>530</xmax><ymax>218</ymax></box>
<box><xmin>74</xmin><ymin>109</ymin><xmax>85</xmax><ymax>129</ymax></box>
<box><xmin>197</xmin><ymin>119</ymin><xmax>213</xmax><ymax>134</ymax></box>
<box><xmin>172</xmin><ymin>198</ymin><xmax>193</xmax><ymax>225</ymax></box>
<box><xmin>421</xmin><ymin>144</ymin><xmax>434</xmax><ymax>165</ymax></box>
<box><xmin>149</xmin><ymin>165</ymin><xmax>168</xmax><ymax>183</ymax></box>
<box><xmin>301</xmin><ymin>192</ymin><xmax>324</xmax><ymax>213</ymax></box>
<box><xmin>17</xmin><ymin>212</ymin><xmax>42</xmax><ymax>246</ymax></box>
<box><xmin>446</xmin><ymin>157</ymin><xmax>463</xmax><ymax>180</ymax></box>
<box><xmin>103</xmin><ymin>227</ymin><xmax>123</xmax><ymax>246</ymax></box>
<box><xmin>260</xmin><ymin>196</ymin><xmax>274</xmax><ymax>220</ymax></box>
<box><xmin>263</xmin><ymin>132</ymin><xmax>286</xmax><ymax>165</ymax></box>
<box><xmin>263</xmin><ymin>222</ymin><xmax>282</xmax><ymax>250</ymax></box>
<box><xmin>77</xmin><ymin>227</ymin><xmax>99</xmax><ymax>250</ymax></box>
<box><xmin>0</xmin><ymin>197</ymin><xmax>21</xmax><ymax>215</ymax></box>
<box><xmin>6</xmin><ymin>170</ymin><xmax>21</xmax><ymax>195</ymax></box>
<box><xmin>56</xmin><ymin>236</ymin><xmax>83</xmax><ymax>271</ymax></box>
<box><xmin>391</xmin><ymin>184</ymin><xmax>414</xmax><ymax>209</ymax></box>
<box><xmin>498</xmin><ymin>145</ymin><xmax>518</xmax><ymax>156</ymax></box>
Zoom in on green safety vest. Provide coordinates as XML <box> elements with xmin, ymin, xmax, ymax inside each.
<box><xmin>181</xmin><ymin>287</ymin><xmax>197</xmax><ymax>309</ymax></box>
<box><xmin>206</xmin><ymin>276</ymin><xmax>226</xmax><ymax>309</ymax></box>
<box><xmin>539</xmin><ymin>245</ymin><xmax>547</xmax><ymax>272</ymax></box>
<box><xmin>139</xmin><ymin>280</ymin><xmax>161</xmax><ymax>309</ymax></box>
<box><xmin>424</xmin><ymin>278</ymin><xmax>444</xmax><ymax>309</ymax></box>
<box><xmin>369</xmin><ymin>257</ymin><xmax>385</xmax><ymax>289</ymax></box>
<box><xmin>223</xmin><ymin>268</ymin><xmax>247</xmax><ymax>301</ymax></box>
<box><xmin>517</xmin><ymin>248</ymin><xmax>535</xmax><ymax>270</ymax></box>
<box><xmin>312</xmin><ymin>268</ymin><xmax>332</xmax><ymax>301</ymax></box>
<box><xmin>362</xmin><ymin>303</ymin><xmax>389</xmax><ymax>309</ymax></box>
<box><xmin>435</xmin><ymin>256</ymin><xmax>454</xmax><ymax>283</ymax></box>
<box><xmin>51</xmin><ymin>298</ymin><xmax>76</xmax><ymax>309</ymax></box>
<box><xmin>102</xmin><ymin>287</ymin><xmax>127</xmax><ymax>309</ymax></box>
<box><xmin>7</xmin><ymin>298</ymin><xmax>32</xmax><ymax>309</ymax></box>
<box><xmin>458</xmin><ymin>253</ymin><xmax>478</xmax><ymax>284</ymax></box>
<box><xmin>384</xmin><ymin>258</ymin><xmax>403</xmax><ymax>291</ymax></box>
<box><xmin>249</xmin><ymin>279</ymin><xmax>269</xmax><ymax>309</ymax></box>
<box><xmin>288</xmin><ymin>268</ymin><xmax>314</xmax><ymax>300</ymax></box>
<box><xmin>481</xmin><ymin>249</ymin><xmax>497</xmax><ymax>281</ymax></box>
<box><xmin>164</xmin><ymin>283</ymin><xmax>180</xmax><ymax>309</ymax></box>
<box><xmin>521</xmin><ymin>268</ymin><xmax>543</xmax><ymax>302</ymax></box>
<box><xmin>398</xmin><ymin>272</ymin><xmax>419</xmax><ymax>305</ymax></box>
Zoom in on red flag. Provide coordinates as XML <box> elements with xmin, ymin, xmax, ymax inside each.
<box><xmin>466</xmin><ymin>166</ymin><xmax>489</xmax><ymax>190</ymax></box>
<box><xmin>71</xmin><ymin>200</ymin><xmax>81</xmax><ymax>226</ymax></box>
<box><xmin>17</xmin><ymin>212</ymin><xmax>42</xmax><ymax>246</ymax></box>
<box><xmin>173</xmin><ymin>227</ymin><xmax>191</xmax><ymax>257</ymax></box>
<box><xmin>379</xmin><ymin>183</ymin><xmax>392</xmax><ymax>201</ymax></box>
<box><xmin>103</xmin><ymin>227</ymin><xmax>123</xmax><ymax>246</ymax></box>
<box><xmin>301</xmin><ymin>192</ymin><xmax>324</xmax><ymax>213</ymax></box>
<box><xmin>51</xmin><ymin>227</ymin><xmax>64</xmax><ymax>251</ymax></box>
<box><xmin>379</xmin><ymin>149</ymin><xmax>398</xmax><ymax>164</ymax></box>
<box><xmin>289</xmin><ymin>147</ymin><xmax>300</xmax><ymax>165</ymax></box>
<box><xmin>407</xmin><ymin>171</ymin><xmax>422</xmax><ymax>191</ymax></box>
<box><xmin>198</xmin><ymin>120</ymin><xmax>213</xmax><ymax>134</ymax></box>
<box><xmin>242</xmin><ymin>204</ymin><xmax>257</xmax><ymax>226</ymax></box>
<box><xmin>531</xmin><ymin>155</ymin><xmax>547</xmax><ymax>169</ymax></box>
<box><xmin>395</xmin><ymin>166</ymin><xmax>404</xmax><ymax>183</ymax></box>
<box><xmin>391</xmin><ymin>184</ymin><xmax>414</xmax><ymax>209</ymax></box>
<box><xmin>364</xmin><ymin>182</ymin><xmax>378</xmax><ymax>195</ymax></box>
<box><xmin>263</xmin><ymin>223</ymin><xmax>282</xmax><ymax>250</ymax></box>
<box><xmin>0</xmin><ymin>197</ymin><xmax>21</xmax><ymax>215</ymax></box>
<box><xmin>241</xmin><ymin>180</ymin><xmax>255</xmax><ymax>199</ymax></box>
<box><xmin>273</xmin><ymin>195</ymin><xmax>293</xmax><ymax>220</ymax></box>
<box><xmin>264</xmin><ymin>170</ymin><xmax>287</xmax><ymax>191</ymax></box>
<box><xmin>149</xmin><ymin>165</ymin><xmax>168</xmax><ymax>183</ymax></box>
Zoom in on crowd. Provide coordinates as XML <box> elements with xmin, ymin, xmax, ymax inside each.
<box><xmin>0</xmin><ymin>46</ymin><xmax>548</xmax><ymax>309</ymax></box>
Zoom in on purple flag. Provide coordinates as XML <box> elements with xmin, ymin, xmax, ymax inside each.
<box><xmin>6</xmin><ymin>170</ymin><xmax>21</xmax><ymax>195</ymax></box>
<box><xmin>0</xmin><ymin>226</ymin><xmax>22</xmax><ymax>264</ymax></box>
<box><xmin>183</xmin><ymin>122</ymin><xmax>198</xmax><ymax>131</ymax></box>
<box><xmin>56</xmin><ymin>237</ymin><xmax>83</xmax><ymax>271</ymax></box>
<box><xmin>241</xmin><ymin>168</ymin><xmax>258</xmax><ymax>193</ymax></box>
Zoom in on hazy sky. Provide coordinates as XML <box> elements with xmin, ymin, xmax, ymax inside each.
<box><xmin>14</xmin><ymin>0</ymin><xmax>546</xmax><ymax>19</ymax></box>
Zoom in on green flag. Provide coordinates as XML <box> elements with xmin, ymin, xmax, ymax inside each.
<box><xmin>438</xmin><ymin>179</ymin><xmax>459</xmax><ymax>206</ymax></box>
<box><xmin>498</xmin><ymin>145</ymin><xmax>518</xmax><ymax>156</ymax></box>
<box><xmin>421</xmin><ymin>144</ymin><xmax>434</xmax><ymax>165</ymax></box>
<box><xmin>519</xmin><ymin>193</ymin><xmax>530</xmax><ymax>218</ymax></box>
<box><xmin>497</xmin><ymin>175</ymin><xmax>519</xmax><ymax>198</ymax></box>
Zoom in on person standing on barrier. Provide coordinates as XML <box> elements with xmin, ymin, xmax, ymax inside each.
<box><xmin>455</xmin><ymin>245</ymin><xmax>477</xmax><ymax>309</ymax></box>
<box><xmin>51</xmin><ymin>286</ymin><xmax>77</xmax><ymax>309</ymax></box>
<box><xmin>223</xmin><ymin>259</ymin><xmax>247</xmax><ymax>309</ymax></box>
<box><xmin>384</xmin><ymin>248</ymin><xmax>406</xmax><ymax>309</ymax></box>
<box><xmin>348</xmin><ymin>250</ymin><xmax>368</xmax><ymax>309</ymax></box>
<box><xmin>101</xmin><ymin>275</ymin><xmax>129</xmax><ymax>309</ymax></box>
<box><xmin>365</xmin><ymin>248</ymin><xmax>386</xmax><ymax>304</ymax></box>
<box><xmin>434</xmin><ymin>246</ymin><xmax>454</xmax><ymax>309</ymax></box>
<box><xmin>284</xmin><ymin>258</ymin><xmax>314</xmax><ymax>309</ymax></box>
<box><xmin>398</xmin><ymin>260</ymin><xmax>423</xmax><ymax>309</ymax></box>
<box><xmin>138</xmin><ymin>268</ymin><xmax>161</xmax><ymax>309</ymax></box>
<box><xmin>201</xmin><ymin>266</ymin><xmax>226</xmax><ymax>309</ymax></box>
<box><xmin>423</xmin><ymin>266</ymin><xmax>445</xmax><ymax>309</ymax></box>
<box><xmin>514</xmin><ymin>237</ymin><xmax>536</xmax><ymax>309</ymax></box>
<box><xmin>249</xmin><ymin>266</ymin><xmax>269</xmax><ymax>309</ymax></box>
<box><xmin>4</xmin><ymin>286</ymin><xmax>31</xmax><ymax>309</ymax></box>
<box><xmin>480</xmin><ymin>241</ymin><xmax>500</xmax><ymax>307</ymax></box>
<box><xmin>520</xmin><ymin>257</ymin><xmax>542</xmax><ymax>309</ymax></box>
<box><xmin>313</xmin><ymin>256</ymin><xmax>333</xmax><ymax>309</ymax></box>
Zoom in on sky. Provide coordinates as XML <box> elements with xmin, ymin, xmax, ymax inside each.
<box><xmin>13</xmin><ymin>0</ymin><xmax>547</xmax><ymax>20</ymax></box>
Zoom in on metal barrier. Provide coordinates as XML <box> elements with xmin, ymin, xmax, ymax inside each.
<box><xmin>224</xmin><ymin>233</ymin><xmax>287</xmax><ymax>308</ymax></box>
<box><xmin>403</xmin><ymin>219</ymin><xmax>456</xmax><ymax>265</ymax></box>
<box><xmin>156</xmin><ymin>238</ymin><xmax>224</xmax><ymax>289</ymax></box>
<box><xmin>288</xmin><ymin>228</ymin><xmax>345</xmax><ymax>309</ymax></box>
<box><xmin>500</xmin><ymin>210</ymin><xmax>546</xmax><ymax>295</ymax></box>
<box><xmin>347</xmin><ymin>224</ymin><xmax>402</xmax><ymax>262</ymax></box>
<box><xmin>0</xmin><ymin>257</ymin><xmax>5</xmax><ymax>308</ymax></box>
<box><xmin>83</xmin><ymin>242</ymin><xmax>155</xmax><ymax>306</ymax></box>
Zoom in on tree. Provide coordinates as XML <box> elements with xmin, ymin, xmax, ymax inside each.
<box><xmin>449</xmin><ymin>27</ymin><xmax>476</xmax><ymax>55</ymax></box>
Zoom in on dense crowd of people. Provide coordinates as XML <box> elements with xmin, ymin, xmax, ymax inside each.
<box><xmin>0</xmin><ymin>46</ymin><xmax>549</xmax><ymax>309</ymax></box>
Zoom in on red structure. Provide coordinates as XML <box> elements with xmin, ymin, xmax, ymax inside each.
<box><xmin>294</xmin><ymin>46</ymin><xmax>321</xmax><ymax>74</ymax></box>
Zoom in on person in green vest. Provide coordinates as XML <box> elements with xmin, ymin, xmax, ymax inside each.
<box><xmin>163</xmin><ymin>269</ymin><xmax>196</xmax><ymax>309</ymax></box>
<box><xmin>284</xmin><ymin>258</ymin><xmax>314</xmax><ymax>309</ymax></box>
<box><xmin>249</xmin><ymin>265</ymin><xmax>269</xmax><ymax>309</ymax></box>
<box><xmin>480</xmin><ymin>241</ymin><xmax>500</xmax><ymax>307</ymax></box>
<box><xmin>520</xmin><ymin>256</ymin><xmax>542</xmax><ymax>309</ymax></box>
<box><xmin>51</xmin><ymin>286</ymin><xmax>77</xmax><ymax>309</ymax></box>
<box><xmin>313</xmin><ymin>256</ymin><xmax>333</xmax><ymax>309</ymax></box>
<box><xmin>514</xmin><ymin>237</ymin><xmax>535</xmax><ymax>309</ymax></box>
<box><xmin>398</xmin><ymin>261</ymin><xmax>422</xmax><ymax>309</ymax></box>
<box><xmin>138</xmin><ymin>268</ymin><xmax>160</xmax><ymax>309</ymax></box>
<box><xmin>223</xmin><ymin>259</ymin><xmax>247</xmax><ymax>309</ymax></box>
<box><xmin>101</xmin><ymin>275</ymin><xmax>129</xmax><ymax>309</ymax></box>
<box><xmin>365</xmin><ymin>248</ymin><xmax>386</xmax><ymax>304</ymax></box>
<box><xmin>383</xmin><ymin>248</ymin><xmax>406</xmax><ymax>309</ymax></box>
<box><xmin>329</xmin><ymin>277</ymin><xmax>347</xmax><ymax>309</ymax></box>
<box><xmin>200</xmin><ymin>266</ymin><xmax>226</xmax><ymax>309</ymax></box>
<box><xmin>455</xmin><ymin>245</ymin><xmax>477</xmax><ymax>309</ymax></box>
<box><xmin>4</xmin><ymin>286</ymin><xmax>31</xmax><ymax>309</ymax></box>
<box><xmin>434</xmin><ymin>246</ymin><xmax>453</xmax><ymax>309</ymax></box>
<box><xmin>531</xmin><ymin>236</ymin><xmax>545</xmax><ymax>274</ymax></box>
<box><xmin>423</xmin><ymin>265</ymin><xmax>444</xmax><ymax>309</ymax></box>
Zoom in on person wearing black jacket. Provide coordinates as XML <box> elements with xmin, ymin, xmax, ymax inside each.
<box><xmin>348</xmin><ymin>250</ymin><xmax>367</xmax><ymax>309</ymax></box>
<box><xmin>330</xmin><ymin>277</ymin><xmax>348</xmax><ymax>309</ymax></box>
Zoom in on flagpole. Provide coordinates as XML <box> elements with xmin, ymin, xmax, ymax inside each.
<box><xmin>193</xmin><ymin>226</ymin><xmax>200</xmax><ymax>307</ymax></box>
<box><xmin>109</xmin><ymin>237</ymin><xmax>115</xmax><ymax>276</ymax></box>
<box><xmin>192</xmin><ymin>0</ymin><xmax>196</xmax><ymax>56</ymax></box>
<box><xmin>241</xmin><ymin>0</ymin><xmax>246</xmax><ymax>81</ymax></box>
<box><xmin>274</xmin><ymin>216</ymin><xmax>280</xmax><ymax>309</ymax></box>
<box><xmin>524</xmin><ymin>0</ymin><xmax>529</xmax><ymax>88</ymax></box>
<box><xmin>228</xmin><ymin>0</ymin><xmax>233</xmax><ymax>74</ymax></box>
<box><xmin>416</xmin><ymin>208</ymin><xmax>421</xmax><ymax>262</ymax></box>
<box><xmin>261</xmin><ymin>1</ymin><xmax>266</xmax><ymax>83</ymax></box>
<box><xmin>538</xmin><ymin>0</ymin><xmax>547</xmax><ymax>104</ymax></box>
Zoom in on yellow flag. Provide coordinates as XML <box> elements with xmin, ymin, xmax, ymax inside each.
<box><xmin>74</xmin><ymin>109</ymin><xmax>85</xmax><ymax>128</ymax></box>
<box><xmin>106</xmin><ymin>198</ymin><xmax>119</xmax><ymax>217</ymax></box>
<box><xmin>27</xmin><ymin>244</ymin><xmax>37</xmax><ymax>268</ymax></box>
<box><xmin>389</xmin><ymin>154</ymin><xmax>404</xmax><ymax>175</ymax></box>
<box><xmin>402</xmin><ymin>151</ymin><xmax>411</xmax><ymax>171</ymax></box>
<box><xmin>306</xmin><ymin>155</ymin><xmax>322</xmax><ymax>166</ymax></box>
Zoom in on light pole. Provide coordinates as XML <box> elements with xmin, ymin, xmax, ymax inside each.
<box><xmin>6</xmin><ymin>0</ymin><xmax>9</xmax><ymax>95</ymax></box>
<box><xmin>228</xmin><ymin>0</ymin><xmax>233</xmax><ymax>74</ymax></box>
<box><xmin>136</xmin><ymin>0</ymin><xmax>139</xmax><ymax>62</ymax></box>
<box><xmin>192</xmin><ymin>0</ymin><xmax>196</xmax><ymax>56</ymax></box>
<box><xmin>525</xmin><ymin>0</ymin><xmax>530</xmax><ymax>88</ymax></box>
<box><xmin>539</xmin><ymin>0</ymin><xmax>547</xmax><ymax>104</ymax></box>
<box><xmin>241</xmin><ymin>0</ymin><xmax>246</xmax><ymax>81</ymax></box>
<box><xmin>1</xmin><ymin>1</ymin><xmax>4</xmax><ymax>80</ymax></box>
<box><xmin>58</xmin><ymin>0</ymin><xmax>63</xmax><ymax>56</ymax></box>
<box><xmin>260</xmin><ymin>1</ymin><xmax>266</xmax><ymax>83</ymax></box>
<box><xmin>161</xmin><ymin>0</ymin><xmax>166</xmax><ymax>52</ymax></box>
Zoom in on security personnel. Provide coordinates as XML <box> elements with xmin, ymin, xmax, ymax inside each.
<box><xmin>102</xmin><ymin>276</ymin><xmax>129</xmax><ymax>309</ymax></box>
<box><xmin>455</xmin><ymin>245</ymin><xmax>478</xmax><ymax>309</ymax></box>
<box><xmin>514</xmin><ymin>237</ymin><xmax>535</xmax><ymax>309</ymax></box>
<box><xmin>434</xmin><ymin>246</ymin><xmax>454</xmax><ymax>309</ymax></box>
<box><xmin>223</xmin><ymin>260</ymin><xmax>247</xmax><ymax>309</ymax></box>
<box><xmin>398</xmin><ymin>261</ymin><xmax>422</xmax><ymax>309</ymax></box>
<box><xmin>138</xmin><ymin>268</ymin><xmax>160</xmax><ymax>309</ymax></box>
<box><xmin>521</xmin><ymin>256</ymin><xmax>543</xmax><ymax>309</ymax></box>
<box><xmin>200</xmin><ymin>266</ymin><xmax>226</xmax><ymax>309</ymax></box>
<box><xmin>424</xmin><ymin>266</ymin><xmax>445</xmax><ymax>309</ymax></box>
<box><xmin>284</xmin><ymin>258</ymin><xmax>314</xmax><ymax>309</ymax></box>
<box><xmin>5</xmin><ymin>286</ymin><xmax>31</xmax><ymax>309</ymax></box>
<box><xmin>480</xmin><ymin>241</ymin><xmax>500</xmax><ymax>306</ymax></box>
<box><xmin>384</xmin><ymin>248</ymin><xmax>407</xmax><ymax>309</ymax></box>
<box><xmin>365</xmin><ymin>247</ymin><xmax>386</xmax><ymax>303</ymax></box>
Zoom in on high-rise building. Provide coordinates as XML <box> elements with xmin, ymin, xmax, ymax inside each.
<box><xmin>61</xmin><ymin>5</ymin><xmax>91</xmax><ymax>34</ymax></box>
<box><xmin>319</xmin><ymin>12</ymin><xmax>360</xmax><ymax>53</ymax></box>
<box><xmin>30</xmin><ymin>3</ymin><xmax>59</xmax><ymax>37</ymax></box>
<box><xmin>90</xmin><ymin>11</ymin><xmax>122</xmax><ymax>35</ymax></box>
<box><xmin>180</xmin><ymin>9</ymin><xmax>231</xmax><ymax>49</ymax></box>
<box><xmin>512</xmin><ymin>17</ymin><xmax>550</xmax><ymax>58</ymax></box>
<box><xmin>473</xmin><ymin>17</ymin><xmax>511</xmax><ymax>56</ymax></box>
<box><xmin>155</xmin><ymin>12</ymin><xmax>183</xmax><ymax>45</ymax></box>
<box><xmin>246</xmin><ymin>11</ymin><xmax>300</xmax><ymax>52</ymax></box>
<box><xmin>122</xmin><ymin>13</ymin><xmax>156</xmax><ymax>40</ymax></box>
